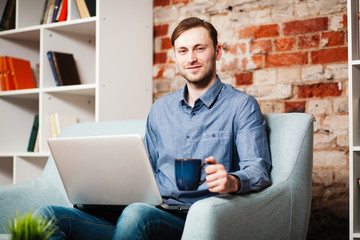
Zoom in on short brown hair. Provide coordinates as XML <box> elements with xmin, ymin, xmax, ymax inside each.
<box><xmin>171</xmin><ymin>17</ymin><xmax>218</xmax><ymax>49</ymax></box>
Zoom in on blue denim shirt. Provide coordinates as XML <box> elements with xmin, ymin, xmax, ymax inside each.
<box><xmin>144</xmin><ymin>77</ymin><xmax>271</xmax><ymax>205</ymax></box>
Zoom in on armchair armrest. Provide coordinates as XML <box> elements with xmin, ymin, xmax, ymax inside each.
<box><xmin>182</xmin><ymin>183</ymin><xmax>292</xmax><ymax>240</ymax></box>
<box><xmin>0</xmin><ymin>178</ymin><xmax>71</xmax><ymax>232</ymax></box>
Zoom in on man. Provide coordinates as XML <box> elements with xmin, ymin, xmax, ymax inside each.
<box><xmin>37</xmin><ymin>17</ymin><xmax>271</xmax><ymax>239</ymax></box>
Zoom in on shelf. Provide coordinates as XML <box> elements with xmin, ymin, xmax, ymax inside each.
<box><xmin>352</xmin><ymin>60</ymin><xmax>360</xmax><ymax>66</ymax></box>
<box><xmin>354</xmin><ymin>233</ymin><xmax>360</xmax><ymax>238</ymax></box>
<box><xmin>0</xmin><ymin>89</ymin><xmax>39</xmax><ymax>98</ymax></box>
<box><xmin>0</xmin><ymin>0</ymin><xmax>153</xmax><ymax>187</ymax></box>
<box><xmin>0</xmin><ymin>26</ymin><xmax>40</xmax><ymax>40</ymax></box>
<box><xmin>354</xmin><ymin>147</ymin><xmax>360</xmax><ymax>152</ymax></box>
<box><xmin>43</xmin><ymin>17</ymin><xmax>96</xmax><ymax>35</ymax></box>
<box><xmin>0</xmin><ymin>152</ymin><xmax>49</xmax><ymax>158</ymax></box>
<box><xmin>42</xmin><ymin>83</ymin><xmax>96</xmax><ymax>96</ymax></box>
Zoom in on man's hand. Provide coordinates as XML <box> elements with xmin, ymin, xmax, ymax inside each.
<box><xmin>204</xmin><ymin>157</ymin><xmax>241</xmax><ymax>194</ymax></box>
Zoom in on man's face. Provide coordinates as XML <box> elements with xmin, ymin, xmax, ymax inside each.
<box><xmin>174</xmin><ymin>27</ymin><xmax>221</xmax><ymax>86</ymax></box>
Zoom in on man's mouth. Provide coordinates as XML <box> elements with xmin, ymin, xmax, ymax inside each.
<box><xmin>186</xmin><ymin>65</ymin><xmax>202</xmax><ymax>70</ymax></box>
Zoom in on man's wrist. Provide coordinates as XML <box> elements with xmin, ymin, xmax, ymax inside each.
<box><xmin>229</xmin><ymin>174</ymin><xmax>241</xmax><ymax>193</ymax></box>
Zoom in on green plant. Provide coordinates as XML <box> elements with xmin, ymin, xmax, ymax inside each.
<box><xmin>4</xmin><ymin>210</ymin><xmax>57</xmax><ymax>240</ymax></box>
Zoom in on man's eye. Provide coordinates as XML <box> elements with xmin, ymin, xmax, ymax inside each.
<box><xmin>196</xmin><ymin>47</ymin><xmax>205</xmax><ymax>52</ymax></box>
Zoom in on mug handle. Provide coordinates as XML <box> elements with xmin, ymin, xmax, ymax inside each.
<box><xmin>199</xmin><ymin>162</ymin><xmax>211</xmax><ymax>185</ymax></box>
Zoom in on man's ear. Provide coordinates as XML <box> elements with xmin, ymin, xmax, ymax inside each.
<box><xmin>215</xmin><ymin>44</ymin><xmax>222</xmax><ymax>61</ymax></box>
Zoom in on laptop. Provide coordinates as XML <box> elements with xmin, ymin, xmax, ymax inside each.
<box><xmin>48</xmin><ymin>134</ymin><xmax>190</xmax><ymax>211</ymax></box>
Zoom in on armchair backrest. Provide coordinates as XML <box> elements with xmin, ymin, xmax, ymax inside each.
<box><xmin>264</xmin><ymin>113</ymin><xmax>313</xmax><ymax>239</ymax></box>
<box><xmin>263</xmin><ymin>113</ymin><xmax>313</xmax><ymax>185</ymax></box>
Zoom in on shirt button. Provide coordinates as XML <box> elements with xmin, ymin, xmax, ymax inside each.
<box><xmin>186</xmin><ymin>135</ymin><xmax>190</xmax><ymax>139</ymax></box>
<box><xmin>212</xmin><ymin>133</ymin><xmax>216</xmax><ymax>137</ymax></box>
<box><xmin>192</xmin><ymin>112</ymin><xmax>196</xmax><ymax>116</ymax></box>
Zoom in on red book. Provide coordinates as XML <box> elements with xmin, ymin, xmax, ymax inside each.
<box><xmin>58</xmin><ymin>0</ymin><xmax>68</xmax><ymax>22</ymax></box>
<box><xmin>7</xmin><ymin>57</ymin><xmax>36</xmax><ymax>90</ymax></box>
<box><xmin>0</xmin><ymin>57</ymin><xmax>5</xmax><ymax>91</ymax></box>
<box><xmin>3</xmin><ymin>57</ymin><xmax>15</xmax><ymax>90</ymax></box>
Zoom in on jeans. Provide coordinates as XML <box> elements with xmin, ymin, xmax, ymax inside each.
<box><xmin>35</xmin><ymin>203</ymin><xmax>186</xmax><ymax>240</ymax></box>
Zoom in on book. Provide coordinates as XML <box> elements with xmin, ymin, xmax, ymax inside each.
<box><xmin>0</xmin><ymin>56</ymin><xmax>36</xmax><ymax>91</ymax></box>
<box><xmin>1</xmin><ymin>56</ymin><xmax>8</xmax><ymax>91</ymax></box>
<box><xmin>27</xmin><ymin>115</ymin><xmax>39</xmax><ymax>152</ymax></box>
<box><xmin>0</xmin><ymin>0</ymin><xmax>15</xmax><ymax>31</ymax></box>
<box><xmin>7</xmin><ymin>57</ymin><xmax>36</xmax><ymax>90</ymax></box>
<box><xmin>85</xmin><ymin>0</ymin><xmax>96</xmax><ymax>17</ymax></box>
<box><xmin>50</xmin><ymin>112</ymin><xmax>78</xmax><ymax>137</ymax></box>
<box><xmin>41</xmin><ymin>0</ymin><xmax>56</xmax><ymax>24</ymax></box>
<box><xmin>51</xmin><ymin>0</ymin><xmax>62</xmax><ymax>23</ymax></box>
<box><xmin>35</xmin><ymin>63</ymin><xmax>40</xmax><ymax>88</ymax></box>
<box><xmin>47</xmin><ymin>51</ymin><xmax>60</xmax><ymax>86</ymax></box>
<box><xmin>58</xmin><ymin>0</ymin><xmax>68</xmax><ymax>22</ymax></box>
<box><xmin>76</xmin><ymin>0</ymin><xmax>90</xmax><ymax>18</ymax></box>
<box><xmin>0</xmin><ymin>56</ymin><xmax>4</xmax><ymax>91</ymax></box>
<box><xmin>33</xmin><ymin>130</ymin><xmax>40</xmax><ymax>152</ymax></box>
<box><xmin>50</xmin><ymin>113</ymin><xmax>58</xmax><ymax>137</ymax></box>
<box><xmin>46</xmin><ymin>0</ymin><xmax>56</xmax><ymax>24</ymax></box>
<box><xmin>40</xmin><ymin>0</ymin><xmax>50</xmax><ymax>24</ymax></box>
<box><xmin>48</xmin><ymin>51</ymin><xmax>81</xmax><ymax>86</ymax></box>
<box><xmin>2</xmin><ymin>56</ymin><xmax>15</xmax><ymax>91</ymax></box>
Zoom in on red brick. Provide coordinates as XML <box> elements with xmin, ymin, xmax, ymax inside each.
<box><xmin>239</xmin><ymin>24</ymin><xmax>279</xmax><ymax>39</ymax></box>
<box><xmin>284</xmin><ymin>17</ymin><xmax>328</xmax><ymax>35</ymax></box>
<box><xmin>342</xmin><ymin>15</ymin><xmax>347</xmax><ymax>28</ymax></box>
<box><xmin>154</xmin><ymin>0</ymin><xmax>170</xmax><ymax>7</ymax></box>
<box><xmin>251</xmin><ymin>55</ymin><xmax>263</xmax><ymax>69</ymax></box>
<box><xmin>226</xmin><ymin>43</ymin><xmax>246</xmax><ymax>55</ymax></box>
<box><xmin>311</xmin><ymin>47</ymin><xmax>348</xmax><ymax>64</ymax></box>
<box><xmin>321</xmin><ymin>31</ymin><xmax>344</xmax><ymax>47</ymax></box>
<box><xmin>251</xmin><ymin>40</ymin><xmax>272</xmax><ymax>54</ymax></box>
<box><xmin>154</xmin><ymin>24</ymin><xmax>169</xmax><ymax>37</ymax></box>
<box><xmin>265</xmin><ymin>52</ymin><xmax>308</xmax><ymax>67</ymax></box>
<box><xmin>298</xmin><ymin>83</ymin><xmax>342</xmax><ymax>98</ymax></box>
<box><xmin>298</xmin><ymin>34</ymin><xmax>320</xmax><ymax>49</ymax></box>
<box><xmin>161</xmin><ymin>37</ymin><xmax>172</xmax><ymax>50</ymax></box>
<box><xmin>154</xmin><ymin>52</ymin><xmax>167</xmax><ymax>64</ymax></box>
<box><xmin>285</xmin><ymin>101</ymin><xmax>306</xmax><ymax>113</ymax></box>
<box><xmin>239</xmin><ymin>26</ymin><xmax>256</xmax><ymax>39</ymax></box>
<box><xmin>173</xmin><ymin>0</ymin><xmax>192</xmax><ymax>4</ymax></box>
<box><xmin>235</xmin><ymin>72</ymin><xmax>253</xmax><ymax>85</ymax></box>
<box><xmin>275</xmin><ymin>37</ymin><xmax>296</xmax><ymax>51</ymax></box>
<box><xmin>254</xmin><ymin>25</ymin><xmax>280</xmax><ymax>38</ymax></box>
<box><xmin>155</xmin><ymin>66</ymin><xmax>165</xmax><ymax>79</ymax></box>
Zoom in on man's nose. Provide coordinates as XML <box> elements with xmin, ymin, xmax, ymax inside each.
<box><xmin>188</xmin><ymin>51</ymin><xmax>197</xmax><ymax>63</ymax></box>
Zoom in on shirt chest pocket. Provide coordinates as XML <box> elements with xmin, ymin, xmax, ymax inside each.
<box><xmin>200</xmin><ymin>130</ymin><xmax>231</xmax><ymax>143</ymax></box>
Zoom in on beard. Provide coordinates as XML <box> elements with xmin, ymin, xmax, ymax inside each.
<box><xmin>178</xmin><ymin>54</ymin><xmax>217</xmax><ymax>88</ymax></box>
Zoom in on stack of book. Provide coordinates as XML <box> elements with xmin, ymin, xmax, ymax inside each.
<box><xmin>47</xmin><ymin>51</ymin><xmax>81</xmax><ymax>86</ymax></box>
<box><xmin>0</xmin><ymin>56</ymin><xmax>36</xmax><ymax>91</ymax></box>
<box><xmin>0</xmin><ymin>0</ymin><xmax>15</xmax><ymax>31</ymax></box>
<box><xmin>40</xmin><ymin>0</ymin><xmax>95</xmax><ymax>24</ymax></box>
<box><xmin>40</xmin><ymin>0</ymin><xmax>68</xmax><ymax>24</ymax></box>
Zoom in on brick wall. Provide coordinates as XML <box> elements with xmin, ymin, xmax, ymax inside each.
<box><xmin>153</xmin><ymin>0</ymin><xmax>348</xmax><ymax>236</ymax></box>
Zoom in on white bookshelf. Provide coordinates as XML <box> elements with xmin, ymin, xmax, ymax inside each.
<box><xmin>0</xmin><ymin>0</ymin><xmax>153</xmax><ymax>186</ymax></box>
<box><xmin>349</xmin><ymin>0</ymin><xmax>360</xmax><ymax>238</ymax></box>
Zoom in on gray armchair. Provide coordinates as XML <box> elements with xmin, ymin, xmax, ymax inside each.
<box><xmin>0</xmin><ymin>113</ymin><xmax>313</xmax><ymax>240</ymax></box>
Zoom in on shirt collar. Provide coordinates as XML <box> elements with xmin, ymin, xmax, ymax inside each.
<box><xmin>180</xmin><ymin>76</ymin><xmax>223</xmax><ymax>109</ymax></box>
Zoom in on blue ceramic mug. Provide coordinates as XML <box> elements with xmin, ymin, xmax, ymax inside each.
<box><xmin>175</xmin><ymin>159</ymin><xmax>208</xmax><ymax>191</ymax></box>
